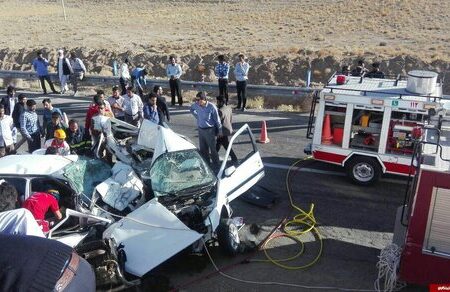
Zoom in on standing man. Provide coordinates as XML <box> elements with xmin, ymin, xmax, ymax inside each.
<box><xmin>20</xmin><ymin>99</ymin><xmax>42</xmax><ymax>153</ymax></box>
<box><xmin>45</xmin><ymin>112</ymin><xmax>67</xmax><ymax>141</ymax></box>
<box><xmin>57</xmin><ymin>49</ymin><xmax>73</xmax><ymax>94</ymax></box>
<box><xmin>123</xmin><ymin>86</ymin><xmax>144</xmax><ymax>127</ymax></box>
<box><xmin>215</xmin><ymin>96</ymin><xmax>238</xmax><ymax>163</ymax></box>
<box><xmin>234</xmin><ymin>54</ymin><xmax>250</xmax><ymax>111</ymax></box>
<box><xmin>215</xmin><ymin>55</ymin><xmax>230</xmax><ymax>105</ymax></box>
<box><xmin>65</xmin><ymin>119</ymin><xmax>90</xmax><ymax>154</ymax></box>
<box><xmin>1</xmin><ymin>85</ymin><xmax>16</xmax><ymax>115</ymax></box>
<box><xmin>12</xmin><ymin>93</ymin><xmax>27</xmax><ymax>149</ymax></box>
<box><xmin>32</xmin><ymin>50</ymin><xmax>58</xmax><ymax>94</ymax></box>
<box><xmin>108</xmin><ymin>85</ymin><xmax>125</xmax><ymax>121</ymax></box>
<box><xmin>143</xmin><ymin>93</ymin><xmax>165</xmax><ymax>126</ymax></box>
<box><xmin>131</xmin><ymin>66</ymin><xmax>148</xmax><ymax>97</ymax></box>
<box><xmin>152</xmin><ymin>85</ymin><xmax>170</xmax><ymax>122</ymax></box>
<box><xmin>119</xmin><ymin>58</ymin><xmax>131</xmax><ymax>95</ymax></box>
<box><xmin>190</xmin><ymin>91</ymin><xmax>222</xmax><ymax>169</ymax></box>
<box><xmin>91</xmin><ymin>101</ymin><xmax>114</xmax><ymax>161</ymax></box>
<box><xmin>0</xmin><ymin>104</ymin><xmax>15</xmax><ymax>157</ymax></box>
<box><xmin>69</xmin><ymin>51</ymin><xmax>87</xmax><ymax>96</ymax></box>
<box><xmin>166</xmin><ymin>55</ymin><xmax>183</xmax><ymax>106</ymax></box>
<box><xmin>42</xmin><ymin>98</ymin><xmax>66</xmax><ymax>135</ymax></box>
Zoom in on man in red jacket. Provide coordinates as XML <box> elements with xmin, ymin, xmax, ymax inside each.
<box><xmin>22</xmin><ymin>189</ymin><xmax>63</xmax><ymax>232</ymax></box>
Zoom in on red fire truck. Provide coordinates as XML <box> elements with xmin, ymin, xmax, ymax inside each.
<box><xmin>387</xmin><ymin>116</ymin><xmax>450</xmax><ymax>287</ymax></box>
<box><xmin>305</xmin><ymin>70</ymin><xmax>445</xmax><ymax>185</ymax></box>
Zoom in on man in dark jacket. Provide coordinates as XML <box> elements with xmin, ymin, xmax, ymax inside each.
<box><xmin>152</xmin><ymin>85</ymin><xmax>170</xmax><ymax>122</ymax></box>
<box><xmin>12</xmin><ymin>94</ymin><xmax>26</xmax><ymax>129</ymax></box>
<box><xmin>12</xmin><ymin>94</ymin><xmax>28</xmax><ymax>149</ymax></box>
<box><xmin>215</xmin><ymin>95</ymin><xmax>238</xmax><ymax>163</ymax></box>
<box><xmin>0</xmin><ymin>234</ymin><xmax>95</xmax><ymax>292</ymax></box>
<box><xmin>65</xmin><ymin>119</ymin><xmax>91</xmax><ymax>154</ymax></box>
<box><xmin>1</xmin><ymin>85</ymin><xmax>16</xmax><ymax>115</ymax></box>
<box><xmin>45</xmin><ymin>111</ymin><xmax>67</xmax><ymax>141</ymax></box>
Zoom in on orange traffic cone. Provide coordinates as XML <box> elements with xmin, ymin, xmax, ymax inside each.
<box><xmin>321</xmin><ymin>114</ymin><xmax>333</xmax><ymax>145</ymax></box>
<box><xmin>258</xmin><ymin>120</ymin><xmax>270</xmax><ymax>144</ymax></box>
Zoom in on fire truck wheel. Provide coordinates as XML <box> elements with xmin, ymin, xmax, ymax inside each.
<box><xmin>346</xmin><ymin>156</ymin><xmax>381</xmax><ymax>185</ymax></box>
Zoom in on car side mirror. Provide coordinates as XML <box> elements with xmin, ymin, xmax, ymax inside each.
<box><xmin>224</xmin><ymin>166</ymin><xmax>236</xmax><ymax>177</ymax></box>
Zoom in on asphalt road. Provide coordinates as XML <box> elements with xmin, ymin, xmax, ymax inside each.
<box><xmin>12</xmin><ymin>91</ymin><xmax>426</xmax><ymax>292</ymax></box>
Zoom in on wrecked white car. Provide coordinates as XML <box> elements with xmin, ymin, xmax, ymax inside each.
<box><xmin>0</xmin><ymin>120</ymin><xmax>264</xmax><ymax>289</ymax></box>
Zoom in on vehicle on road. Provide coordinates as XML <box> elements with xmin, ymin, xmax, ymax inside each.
<box><xmin>0</xmin><ymin>120</ymin><xmax>265</xmax><ymax>289</ymax></box>
<box><xmin>382</xmin><ymin>114</ymin><xmax>450</xmax><ymax>287</ymax></box>
<box><xmin>305</xmin><ymin>70</ymin><xmax>445</xmax><ymax>185</ymax></box>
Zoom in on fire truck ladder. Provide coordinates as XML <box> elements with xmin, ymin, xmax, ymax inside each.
<box><xmin>306</xmin><ymin>90</ymin><xmax>320</xmax><ymax>139</ymax></box>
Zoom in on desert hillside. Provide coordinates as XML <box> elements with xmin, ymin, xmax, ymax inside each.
<box><xmin>0</xmin><ymin>0</ymin><xmax>449</xmax><ymax>92</ymax></box>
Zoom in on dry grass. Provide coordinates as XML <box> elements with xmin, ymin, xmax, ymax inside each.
<box><xmin>245</xmin><ymin>97</ymin><xmax>265</xmax><ymax>110</ymax></box>
<box><xmin>0</xmin><ymin>0</ymin><xmax>448</xmax><ymax>61</ymax></box>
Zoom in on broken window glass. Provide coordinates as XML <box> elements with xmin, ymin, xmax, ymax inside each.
<box><xmin>150</xmin><ymin>150</ymin><xmax>216</xmax><ymax>196</ymax></box>
<box><xmin>63</xmin><ymin>157</ymin><xmax>112</xmax><ymax>205</ymax></box>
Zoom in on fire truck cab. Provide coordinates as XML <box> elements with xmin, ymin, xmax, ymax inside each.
<box><xmin>305</xmin><ymin>70</ymin><xmax>445</xmax><ymax>185</ymax></box>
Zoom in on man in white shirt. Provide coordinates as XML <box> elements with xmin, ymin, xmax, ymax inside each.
<box><xmin>123</xmin><ymin>86</ymin><xmax>144</xmax><ymax>127</ymax></box>
<box><xmin>166</xmin><ymin>55</ymin><xmax>183</xmax><ymax>106</ymax></box>
<box><xmin>233</xmin><ymin>54</ymin><xmax>250</xmax><ymax>111</ymax></box>
<box><xmin>119</xmin><ymin>58</ymin><xmax>131</xmax><ymax>95</ymax></box>
<box><xmin>108</xmin><ymin>86</ymin><xmax>125</xmax><ymax>121</ymax></box>
<box><xmin>57</xmin><ymin>49</ymin><xmax>73</xmax><ymax>94</ymax></box>
<box><xmin>0</xmin><ymin>104</ymin><xmax>15</xmax><ymax>157</ymax></box>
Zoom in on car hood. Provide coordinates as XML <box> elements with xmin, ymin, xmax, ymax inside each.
<box><xmin>102</xmin><ymin>198</ymin><xmax>203</xmax><ymax>277</ymax></box>
<box><xmin>137</xmin><ymin>120</ymin><xmax>196</xmax><ymax>164</ymax></box>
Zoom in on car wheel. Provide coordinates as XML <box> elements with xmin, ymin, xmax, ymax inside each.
<box><xmin>217</xmin><ymin>219</ymin><xmax>241</xmax><ymax>256</ymax></box>
<box><xmin>346</xmin><ymin>156</ymin><xmax>381</xmax><ymax>186</ymax></box>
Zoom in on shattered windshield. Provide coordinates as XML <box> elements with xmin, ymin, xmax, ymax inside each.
<box><xmin>149</xmin><ymin>150</ymin><xmax>216</xmax><ymax>196</ymax></box>
<box><xmin>63</xmin><ymin>157</ymin><xmax>112</xmax><ymax>205</ymax></box>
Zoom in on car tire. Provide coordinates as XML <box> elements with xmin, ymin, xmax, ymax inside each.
<box><xmin>345</xmin><ymin>156</ymin><xmax>381</xmax><ymax>186</ymax></box>
<box><xmin>217</xmin><ymin>219</ymin><xmax>241</xmax><ymax>256</ymax></box>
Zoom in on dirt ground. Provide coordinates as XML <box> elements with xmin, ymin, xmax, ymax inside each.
<box><xmin>0</xmin><ymin>0</ymin><xmax>449</xmax><ymax>92</ymax></box>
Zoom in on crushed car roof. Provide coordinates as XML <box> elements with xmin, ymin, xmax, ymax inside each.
<box><xmin>0</xmin><ymin>155</ymin><xmax>78</xmax><ymax>175</ymax></box>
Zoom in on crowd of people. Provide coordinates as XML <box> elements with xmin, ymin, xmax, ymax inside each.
<box><xmin>1</xmin><ymin>52</ymin><xmax>388</xmax><ymax>167</ymax></box>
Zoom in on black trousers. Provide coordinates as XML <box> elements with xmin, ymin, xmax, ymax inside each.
<box><xmin>39</xmin><ymin>75</ymin><xmax>57</xmax><ymax>94</ymax></box>
<box><xmin>169</xmin><ymin>78</ymin><xmax>183</xmax><ymax>106</ymax></box>
<box><xmin>216</xmin><ymin>135</ymin><xmax>238</xmax><ymax>162</ymax></box>
<box><xmin>119</xmin><ymin>77</ymin><xmax>129</xmax><ymax>95</ymax></box>
<box><xmin>236</xmin><ymin>80</ymin><xmax>247</xmax><ymax>108</ymax></box>
<box><xmin>27</xmin><ymin>132</ymin><xmax>41</xmax><ymax>153</ymax></box>
<box><xmin>218</xmin><ymin>78</ymin><xmax>229</xmax><ymax>105</ymax></box>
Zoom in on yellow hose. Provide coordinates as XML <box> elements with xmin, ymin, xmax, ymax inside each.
<box><xmin>258</xmin><ymin>157</ymin><xmax>323</xmax><ymax>270</ymax></box>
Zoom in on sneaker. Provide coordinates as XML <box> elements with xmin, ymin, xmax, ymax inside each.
<box><xmin>234</xmin><ymin>106</ymin><xmax>241</xmax><ymax>110</ymax></box>
<box><xmin>241</xmin><ymin>107</ymin><xmax>246</xmax><ymax>112</ymax></box>
<box><xmin>52</xmin><ymin>90</ymin><xmax>59</xmax><ymax>94</ymax></box>
<box><xmin>73</xmin><ymin>91</ymin><xmax>78</xmax><ymax>97</ymax></box>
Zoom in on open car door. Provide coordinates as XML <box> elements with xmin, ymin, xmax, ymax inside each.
<box><xmin>217</xmin><ymin>124</ymin><xmax>265</xmax><ymax>202</ymax></box>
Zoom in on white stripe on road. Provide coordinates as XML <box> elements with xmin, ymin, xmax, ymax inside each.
<box><xmin>263</xmin><ymin>162</ymin><xmax>406</xmax><ymax>185</ymax></box>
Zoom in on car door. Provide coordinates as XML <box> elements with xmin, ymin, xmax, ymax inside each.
<box><xmin>217</xmin><ymin>124</ymin><xmax>265</xmax><ymax>202</ymax></box>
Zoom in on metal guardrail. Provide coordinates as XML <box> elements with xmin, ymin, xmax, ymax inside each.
<box><xmin>0</xmin><ymin>69</ymin><xmax>315</xmax><ymax>98</ymax></box>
